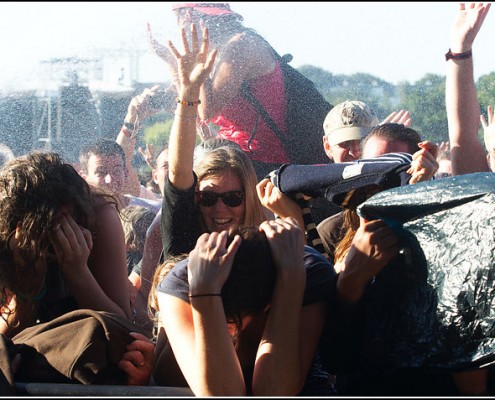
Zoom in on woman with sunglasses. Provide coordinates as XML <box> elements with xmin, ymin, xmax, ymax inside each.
<box><xmin>160</xmin><ymin>22</ymin><xmax>266</xmax><ymax>266</ymax></box>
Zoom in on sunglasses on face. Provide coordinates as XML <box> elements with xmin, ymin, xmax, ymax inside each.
<box><xmin>195</xmin><ymin>190</ymin><xmax>245</xmax><ymax>208</ymax></box>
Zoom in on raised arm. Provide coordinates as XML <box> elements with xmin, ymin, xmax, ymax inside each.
<box><xmin>158</xmin><ymin>231</ymin><xmax>245</xmax><ymax>396</ymax></box>
<box><xmin>253</xmin><ymin>218</ymin><xmax>320</xmax><ymax>396</ymax></box>
<box><xmin>167</xmin><ymin>24</ymin><xmax>217</xmax><ymax>190</ymax></box>
<box><xmin>446</xmin><ymin>2</ymin><xmax>491</xmax><ymax>175</ymax></box>
<box><xmin>117</xmin><ymin>85</ymin><xmax>172</xmax><ymax>197</ymax></box>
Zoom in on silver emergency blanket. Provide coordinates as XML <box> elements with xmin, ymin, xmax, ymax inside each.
<box><xmin>356</xmin><ymin>172</ymin><xmax>495</xmax><ymax>373</ymax></box>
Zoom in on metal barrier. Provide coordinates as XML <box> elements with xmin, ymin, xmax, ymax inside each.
<box><xmin>15</xmin><ymin>382</ymin><xmax>194</xmax><ymax>397</ymax></box>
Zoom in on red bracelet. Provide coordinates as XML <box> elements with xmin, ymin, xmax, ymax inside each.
<box><xmin>121</xmin><ymin>124</ymin><xmax>132</xmax><ymax>138</ymax></box>
<box><xmin>445</xmin><ymin>48</ymin><xmax>472</xmax><ymax>61</ymax></box>
<box><xmin>121</xmin><ymin>121</ymin><xmax>140</xmax><ymax>139</ymax></box>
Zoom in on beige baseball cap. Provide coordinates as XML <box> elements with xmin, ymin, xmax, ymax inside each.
<box><xmin>323</xmin><ymin>100</ymin><xmax>379</xmax><ymax>146</ymax></box>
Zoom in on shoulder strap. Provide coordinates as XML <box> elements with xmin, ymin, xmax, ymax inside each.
<box><xmin>239</xmin><ymin>31</ymin><xmax>294</xmax><ymax>159</ymax></box>
<box><xmin>240</xmin><ymin>80</ymin><xmax>290</xmax><ymax>152</ymax></box>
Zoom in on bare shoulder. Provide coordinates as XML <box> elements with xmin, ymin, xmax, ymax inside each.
<box><xmin>225</xmin><ymin>32</ymin><xmax>276</xmax><ymax>76</ymax></box>
<box><xmin>92</xmin><ymin>193</ymin><xmax>122</xmax><ymax>226</ymax></box>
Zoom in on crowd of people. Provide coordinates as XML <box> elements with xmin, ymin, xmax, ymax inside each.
<box><xmin>1</xmin><ymin>1</ymin><xmax>495</xmax><ymax>396</ymax></box>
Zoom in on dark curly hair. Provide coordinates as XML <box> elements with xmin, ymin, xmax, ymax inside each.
<box><xmin>0</xmin><ymin>152</ymin><xmax>99</xmax><ymax>323</ymax></box>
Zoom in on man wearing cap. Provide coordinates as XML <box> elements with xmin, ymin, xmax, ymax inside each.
<box><xmin>322</xmin><ymin>100</ymin><xmax>380</xmax><ymax>163</ymax></box>
<box><xmin>322</xmin><ymin>100</ymin><xmax>413</xmax><ymax>164</ymax></box>
<box><xmin>305</xmin><ymin>100</ymin><xmax>382</xmax><ymax>224</ymax></box>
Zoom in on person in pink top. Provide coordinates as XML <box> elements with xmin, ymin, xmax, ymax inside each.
<box><xmin>148</xmin><ymin>2</ymin><xmax>321</xmax><ymax>179</ymax></box>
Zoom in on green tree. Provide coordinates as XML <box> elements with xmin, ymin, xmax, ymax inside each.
<box><xmin>397</xmin><ymin>74</ymin><xmax>448</xmax><ymax>143</ymax></box>
<box><xmin>476</xmin><ymin>72</ymin><xmax>495</xmax><ymax>120</ymax></box>
<box><xmin>297</xmin><ymin>67</ymin><xmax>399</xmax><ymax>122</ymax></box>
<box><xmin>143</xmin><ymin>116</ymin><xmax>173</xmax><ymax>147</ymax></box>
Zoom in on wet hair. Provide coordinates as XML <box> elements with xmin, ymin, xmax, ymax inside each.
<box><xmin>120</xmin><ymin>205</ymin><xmax>157</xmax><ymax>252</ymax></box>
<box><xmin>0</xmin><ymin>152</ymin><xmax>97</xmax><ymax>318</ymax></box>
<box><xmin>78</xmin><ymin>138</ymin><xmax>126</xmax><ymax>174</ymax></box>
<box><xmin>173</xmin><ymin>6</ymin><xmax>267</xmax><ymax>55</ymax></box>
<box><xmin>221</xmin><ymin>227</ymin><xmax>276</xmax><ymax>332</ymax></box>
<box><xmin>194</xmin><ymin>145</ymin><xmax>266</xmax><ymax>227</ymax></box>
<box><xmin>175</xmin><ymin>7</ymin><xmax>246</xmax><ymax>41</ymax></box>
<box><xmin>193</xmin><ymin>137</ymin><xmax>242</xmax><ymax>167</ymax></box>
<box><xmin>361</xmin><ymin>123</ymin><xmax>422</xmax><ymax>155</ymax></box>
<box><xmin>149</xmin><ymin>227</ymin><xmax>276</xmax><ymax>335</ymax></box>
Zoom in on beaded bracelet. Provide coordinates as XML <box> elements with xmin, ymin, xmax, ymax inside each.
<box><xmin>176</xmin><ymin>98</ymin><xmax>201</xmax><ymax>106</ymax></box>
<box><xmin>445</xmin><ymin>48</ymin><xmax>472</xmax><ymax>61</ymax></box>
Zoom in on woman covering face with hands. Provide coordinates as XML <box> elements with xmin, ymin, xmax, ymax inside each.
<box><xmin>0</xmin><ymin>152</ymin><xmax>131</xmax><ymax>337</ymax></box>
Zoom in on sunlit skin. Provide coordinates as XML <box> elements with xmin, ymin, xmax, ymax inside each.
<box><xmin>198</xmin><ymin>172</ymin><xmax>245</xmax><ymax>233</ymax></box>
<box><xmin>437</xmin><ymin>159</ymin><xmax>452</xmax><ymax>177</ymax></box>
<box><xmin>323</xmin><ymin>137</ymin><xmax>361</xmax><ymax>162</ymax></box>
<box><xmin>361</xmin><ymin>136</ymin><xmax>411</xmax><ymax>159</ymax></box>
<box><xmin>81</xmin><ymin>154</ymin><xmax>125</xmax><ymax>194</ymax></box>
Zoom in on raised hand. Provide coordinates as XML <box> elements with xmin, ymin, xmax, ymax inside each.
<box><xmin>187</xmin><ymin>231</ymin><xmax>242</xmax><ymax>295</ymax></box>
<box><xmin>259</xmin><ymin>217</ymin><xmax>306</xmax><ymax>284</ymax></box>
<box><xmin>138</xmin><ymin>143</ymin><xmax>157</xmax><ymax>169</ymax></box>
<box><xmin>407</xmin><ymin>140</ymin><xmax>439</xmax><ymax>184</ymax></box>
<box><xmin>51</xmin><ymin>214</ymin><xmax>93</xmax><ymax>276</ymax></box>
<box><xmin>167</xmin><ymin>24</ymin><xmax>218</xmax><ymax>93</ymax></box>
<box><xmin>381</xmin><ymin>110</ymin><xmax>412</xmax><ymax>127</ymax></box>
<box><xmin>450</xmin><ymin>2</ymin><xmax>491</xmax><ymax>52</ymax></box>
<box><xmin>125</xmin><ymin>85</ymin><xmax>165</xmax><ymax>130</ymax></box>
<box><xmin>147</xmin><ymin>22</ymin><xmax>176</xmax><ymax>65</ymax></box>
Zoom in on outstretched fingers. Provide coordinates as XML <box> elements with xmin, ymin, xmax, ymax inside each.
<box><xmin>167</xmin><ymin>39</ymin><xmax>181</xmax><ymax>59</ymax></box>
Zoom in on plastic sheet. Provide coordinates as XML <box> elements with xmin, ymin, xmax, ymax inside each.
<box><xmin>356</xmin><ymin>172</ymin><xmax>495</xmax><ymax>373</ymax></box>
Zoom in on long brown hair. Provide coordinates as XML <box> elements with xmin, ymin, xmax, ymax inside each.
<box><xmin>334</xmin><ymin>208</ymin><xmax>360</xmax><ymax>265</ymax></box>
<box><xmin>0</xmin><ymin>152</ymin><xmax>116</xmax><ymax>323</ymax></box>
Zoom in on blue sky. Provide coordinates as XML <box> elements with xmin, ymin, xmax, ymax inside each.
<box><xmin>1</xmin><ymin>2</ymin><xmax>493</xmax><ymax>89</ymax></box>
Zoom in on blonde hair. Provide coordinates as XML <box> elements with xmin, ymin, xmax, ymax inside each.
<box><xmin>195</xmin><ymin>146</ymin><xmax>266</xmax><ymax>227</ymax></box>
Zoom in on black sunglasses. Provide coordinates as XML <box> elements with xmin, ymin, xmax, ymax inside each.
<box><xmin>196</xmin><ymin>190</ymin><xmax>245</xmax><ymax>208</ymax></box>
